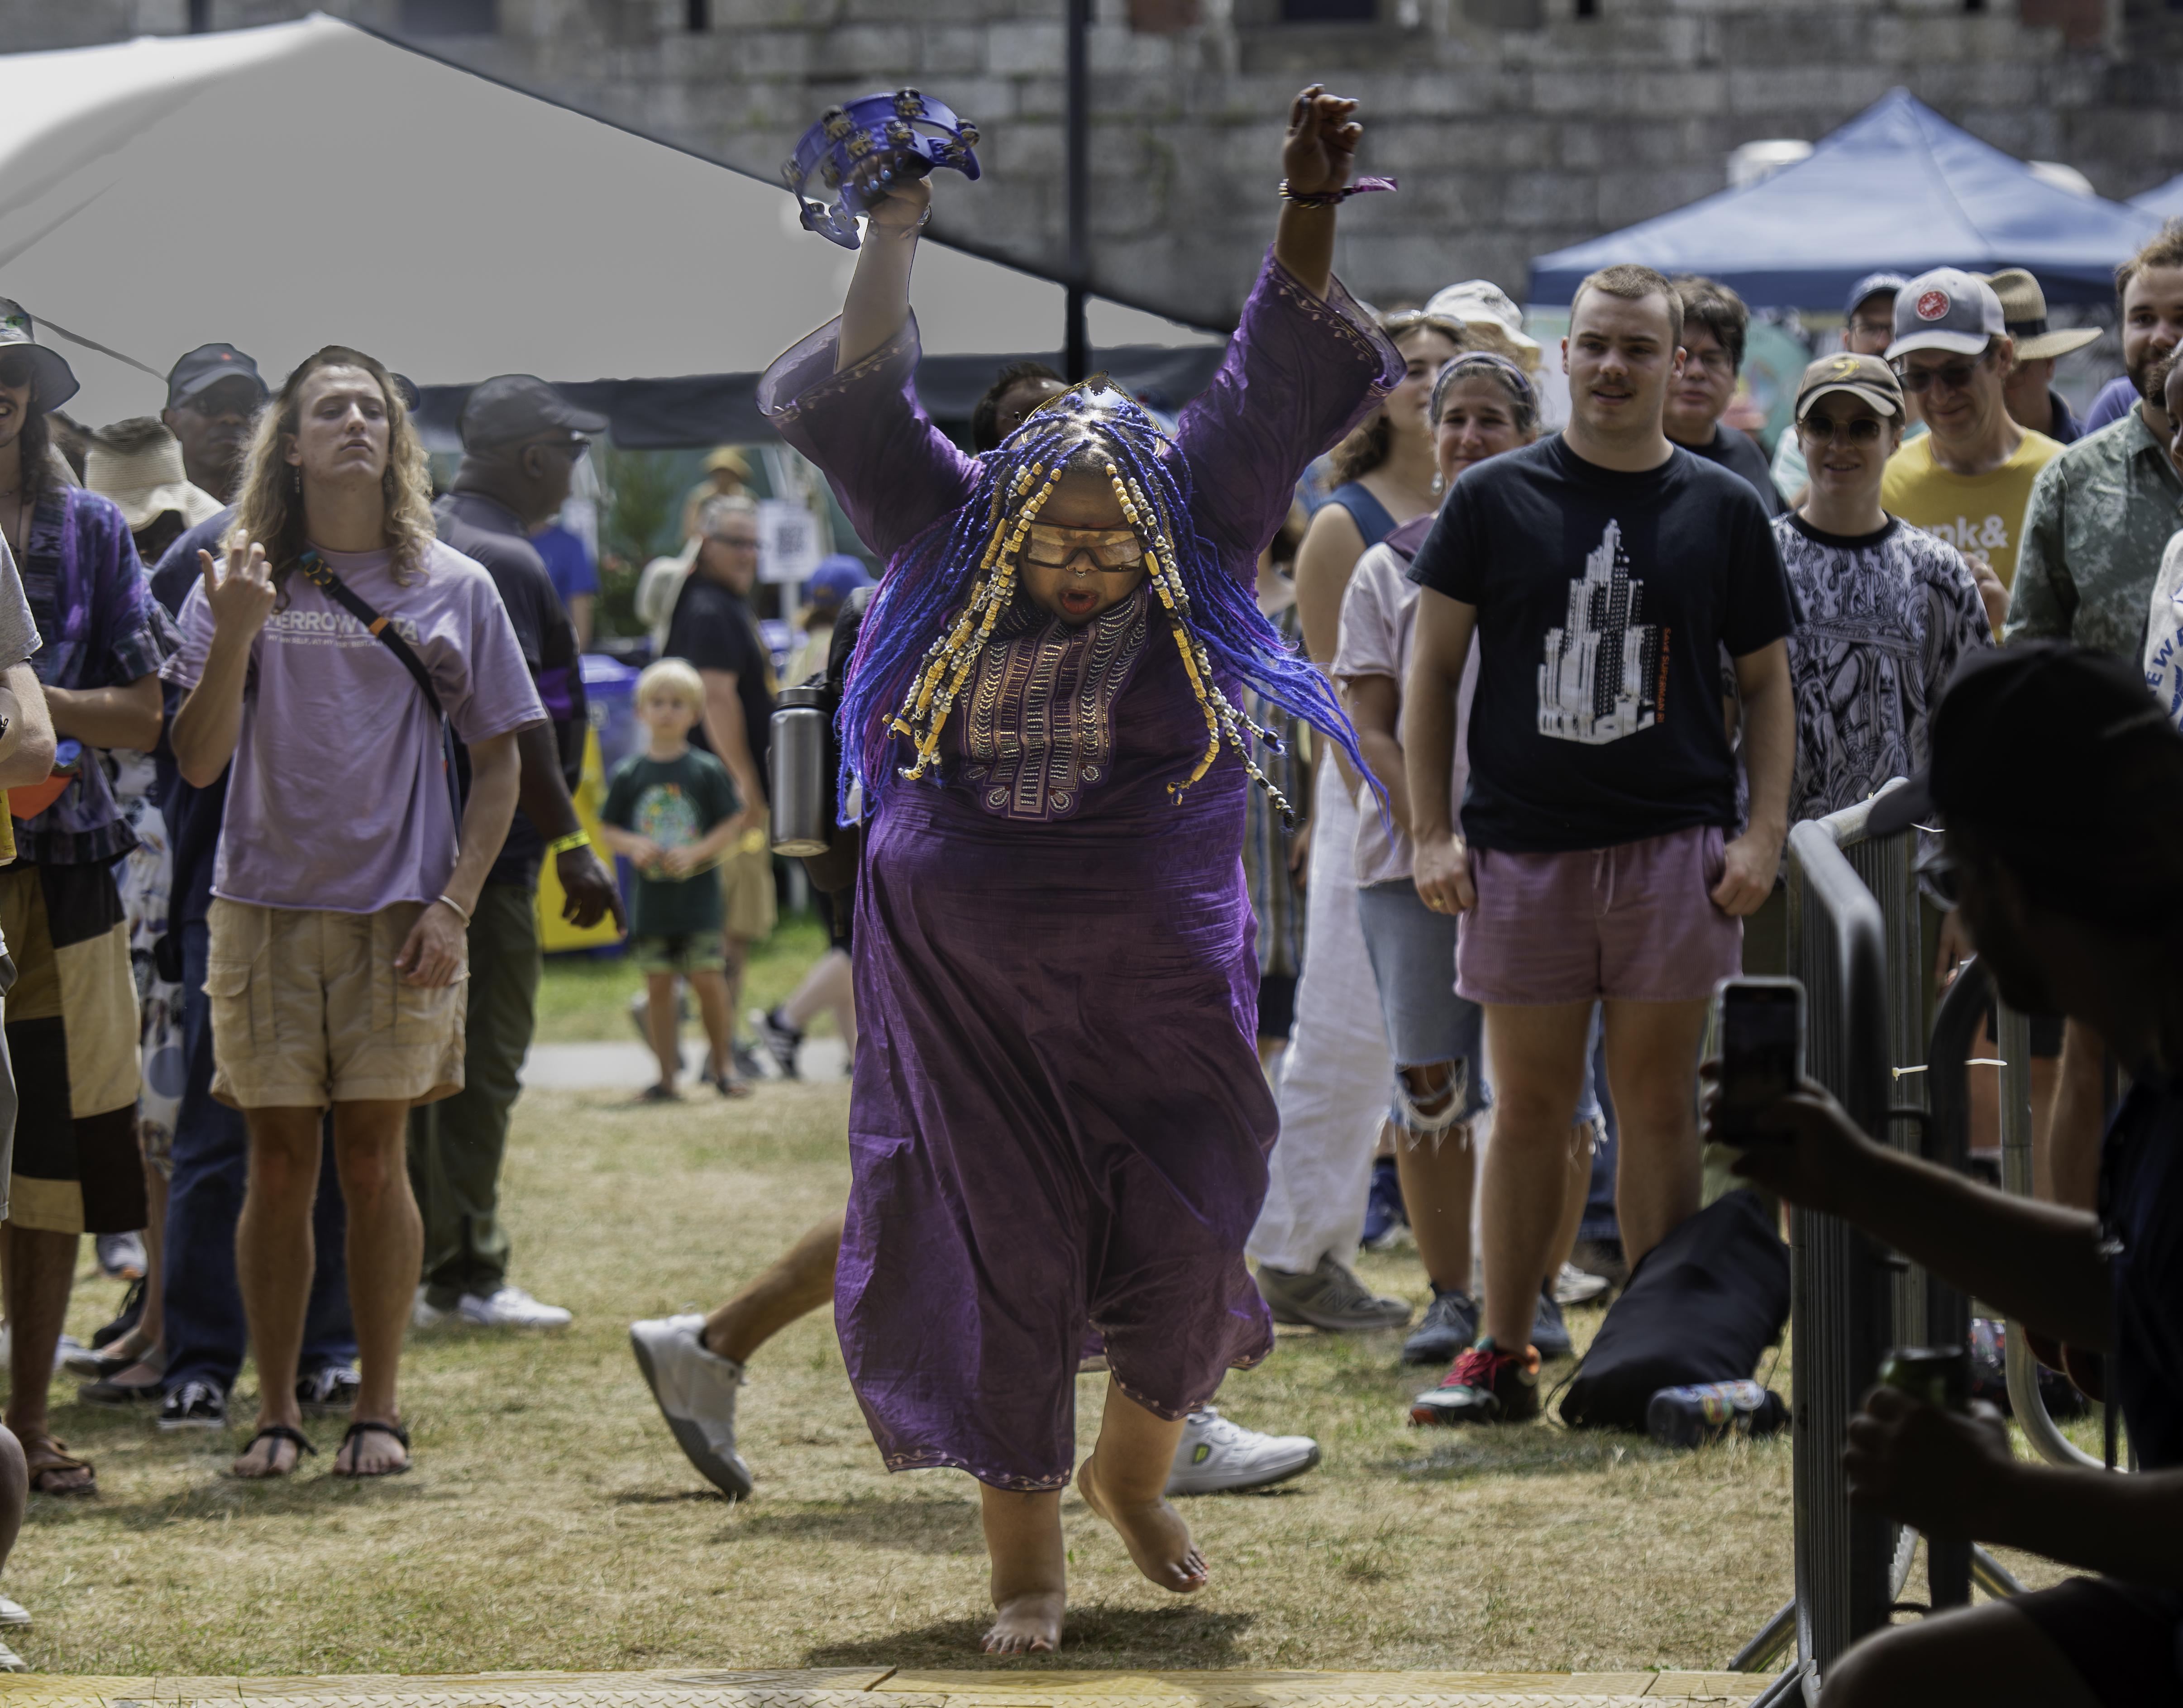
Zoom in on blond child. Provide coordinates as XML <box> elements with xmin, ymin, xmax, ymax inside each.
<box><xmin>598</xmin><ymin>659</ymin><xmax>750</xmax><ymax>1100</ymax></box>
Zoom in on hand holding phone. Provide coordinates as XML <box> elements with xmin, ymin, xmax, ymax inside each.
<box><xmin>1713</xmin><ymin>975</ymin><xmax>1805</xmax><ymax>1145</ymax></box>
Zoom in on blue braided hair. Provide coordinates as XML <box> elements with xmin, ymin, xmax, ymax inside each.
<box><xmin>837</xmin><ymin>383</ymin><xmax>1372</xmax><ymax>826</ymax></box>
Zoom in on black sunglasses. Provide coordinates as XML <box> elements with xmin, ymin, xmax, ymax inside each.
<box><xmin>0</xmin><ymin>355</ymin><xmax>34</xmax><ymax>391</ymax></box>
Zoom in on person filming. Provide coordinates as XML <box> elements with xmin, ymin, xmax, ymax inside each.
<box><xmin>1721</xmin><ymin>644</ymin><xmax>2183</xmax><ymax>1708</ymax></box>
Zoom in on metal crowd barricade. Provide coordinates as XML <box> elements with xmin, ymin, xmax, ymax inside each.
<box><xmin>1739</xmin><ymin>787</ymin><xmax>2079</xmax><ymax>1701</ymax></box>
<box><xmin>1752</xmin><ymin>809</ymin><xmax>1902</xmax><ymax>1706</ymax></box>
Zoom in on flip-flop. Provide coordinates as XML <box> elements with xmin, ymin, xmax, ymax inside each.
<box><xmin>333</xmin><ymin>1419</ymin><xmax>411</xmax><ymax>1478</ymax></box>
<box><xmin>22</xmin><ymin>1434</ymin><xmax>94</xmax><ymax>1497</ymax></box>
<box><xmin>229</xmin><ymin>1424</ymin><xmax>315</xmax><ymax>1479</ymax></box>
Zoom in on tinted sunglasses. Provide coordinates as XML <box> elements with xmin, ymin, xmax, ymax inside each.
<box><xmin>0</xmin><ymin>355</ymin><xmax>34</xmax><ymax>391</ymax></box>
<box><xmin>1893</xmin><ymin>357</ymin><xmax>1989</xmax><ymax>394</ymax></box>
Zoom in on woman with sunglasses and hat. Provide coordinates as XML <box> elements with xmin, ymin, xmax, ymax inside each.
<box><xmin>1750</xmin><ymin>351</ymin><xmax>1993</xmax><ymax>993</ymax></box>
<box><xmin>757</xmin><ymin>86</ymin><xmax>1400</xmax><ymax>1655</ymax></box>
<box><xmin>0</xmin><ymin>299</ymin><xmax>177</xmax><ymax>1499</ymax></box>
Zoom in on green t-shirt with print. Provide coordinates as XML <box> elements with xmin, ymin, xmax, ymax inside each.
<box><xmin>600</xmin><ymin>747</ymin><xmax>743</xmax><ymax>938</ymax></box>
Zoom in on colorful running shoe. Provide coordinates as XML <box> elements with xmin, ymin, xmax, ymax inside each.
<box><xmin>1410</xmin><ymin>1338</ymin><xmax>1541</xmax><ymax>1426</ymax></box>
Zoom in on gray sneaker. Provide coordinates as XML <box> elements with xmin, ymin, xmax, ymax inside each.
<box><xmin>1401</xmin><ymin>1287</ymin><xmax>1479</xmax><ymax>1366</ymax></box>
<box><xmin>629</xmin><ymin>1315</ymin><xmax>753</xmax><ymax>1500</ymax></box>
<box><xmin>1255</xmin><ymin>1254</ymin><xmax>1412</xmax><ymax>1332</ymax></box>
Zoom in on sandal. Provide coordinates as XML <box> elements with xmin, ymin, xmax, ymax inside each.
<box><xmin>333</xmin><ymin>1419</ymin><xmax>411</xmax><ymax>1478</ymax></box>
<box><xmin>22</xmin><ymin>1434</ymin><xmax>94</xmax><ymax>1497</ymax></box>
<box><xmin>716</xmin><ymin>1076</ymin><xmax>755</xmax><ymax>1100</ymax></box>
<box><xmin>636</xmin><ymin>1083</ymin><xmax>683</xmax><ymax>1104</ymax></box>
<box><xmin>229</xmin><ymin>1424</ymin><xmax>315</xmax><ymax>1479</ymax></box>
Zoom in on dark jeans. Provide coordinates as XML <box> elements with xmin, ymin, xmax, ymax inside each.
<box><xmin>162</xmin><ymin>917</ymin><xmax>356</xmax><ymax>1397</ymax></box>
<box><xmin>1578</xmin><ymin>1027</ymin><xmax>1620</xmax><ymax>1245</ymax></box>
<box><xmin>406</xmin><ymin>882</ymin><xmax>540</xmax><ymax>1311</ymax></box>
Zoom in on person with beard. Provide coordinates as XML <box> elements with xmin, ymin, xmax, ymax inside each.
<box><xmin>2077</xmin><ymin>222</ymin><xmax>2183</xmax><ymax>437</ymax></box>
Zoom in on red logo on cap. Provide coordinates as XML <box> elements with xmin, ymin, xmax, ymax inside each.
<box><xmin>1916</xmin><ymin>290</ymin><xmax>1950</xmax><ymax>321</ymax></box>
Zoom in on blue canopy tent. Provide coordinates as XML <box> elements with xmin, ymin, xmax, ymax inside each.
<box><xmin>2132</xmin><ymin>173</ymin><xmax>2183</xmax><ymax>221</ymax></box>
<box><xmin>1529</xmin><ymin>89</ymin><xmax>2160</xmax><ymax>309</ymax></box>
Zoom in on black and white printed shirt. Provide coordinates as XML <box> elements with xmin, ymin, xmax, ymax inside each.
<box><xmin>1774</xmin><ymin>511</ymin><xmax>1992</xmax><ymax>828</ymax></box>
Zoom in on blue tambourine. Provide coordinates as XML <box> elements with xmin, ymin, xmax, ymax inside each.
<box><xmin>782</xmin><ymin>88</ymin><xmax>982</xmax><ymax>250</ymax></box>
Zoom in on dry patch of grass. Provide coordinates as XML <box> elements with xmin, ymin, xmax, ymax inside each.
<box><xmin>14</xmin><ymin>1075</ymin><xmax>2072</xmax><ymax>1678</ymax></box>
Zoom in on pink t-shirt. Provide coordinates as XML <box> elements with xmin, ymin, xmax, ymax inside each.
<box><xmin>165</xmin><ymin>539</ymin><xmax>545</xmax><ymax>914</ymax></box>
<box><xmin>1333</xmin><ymin>538</ymin><xmax>1479</xmax><ymax>887</ymax></box>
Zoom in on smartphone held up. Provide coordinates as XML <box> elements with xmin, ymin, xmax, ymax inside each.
<box><xmin>1713</xmin><ymin>975</ymin><xmax>1805</xmax><ymax>1145</ymax></box>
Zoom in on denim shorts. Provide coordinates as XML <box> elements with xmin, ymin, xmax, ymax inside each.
<box><xmin>1356</xmin><ymin>881</ymin><xmax>1491</xmax><ymax>1127</ymax></box>
<box><xmin>1357</xmin><ymin>880</ymin><xmax>1608</xmax><ymax>1135</ymax></box>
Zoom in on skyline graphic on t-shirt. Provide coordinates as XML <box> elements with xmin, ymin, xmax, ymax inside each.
<box><xmin>1537</xmin><ymin>520</ymin><xmax>1663</xmax><ymax>745</ymax></box>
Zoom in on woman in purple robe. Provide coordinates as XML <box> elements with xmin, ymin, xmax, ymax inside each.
<box><xmin>758</xmin><ymin>86</ymin><xmax>1400</xmax><ymax>1654</ymax></box>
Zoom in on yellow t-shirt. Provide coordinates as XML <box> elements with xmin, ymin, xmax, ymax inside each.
<box><xmin>1880</xmin><ymin>429</ymin><xmax>2064</xmax><ymax>592</ymax></box>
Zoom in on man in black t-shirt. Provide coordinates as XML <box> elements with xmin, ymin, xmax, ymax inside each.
<box><xmin>664</xmin><ymin>496</ymin><xmax>779</xmax><ymax>1074</ymax></box>
<box><xmin>1664</xmin><ymin>276</ymin><xmax>1787</xmax><ymax>516</ymax></box>
<box><xmin>1402</xmin><ymin>263</ymin><xmax>1797</xmax><ymax>1426</ymax></box>
<box><xmin>409</xmin><ymin>375</ymin><xmax>625</xmax><ymax>1332</ymax></box>
<box><xmin>1731</xmin><ymin>647</ymin><xmax>2183</xmax><ymax>1708</ymax></box>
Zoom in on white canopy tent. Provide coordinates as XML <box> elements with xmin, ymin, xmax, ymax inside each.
<box><xmin>0</xmin><ymin>15</ymin><xmax>1220</xmax><ymax>439</ymax></box>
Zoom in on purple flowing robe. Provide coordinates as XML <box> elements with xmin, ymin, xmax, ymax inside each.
<box><xmin>760</xmin><ymin>253</ymin><xmax>1399</xmax><ymax>1491</ymax></box>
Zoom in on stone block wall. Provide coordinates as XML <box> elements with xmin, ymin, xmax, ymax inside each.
<box><xmin>5</xmin><ymin>0</ymin><xmax>2181</xmax><ymax>326</ymax></box>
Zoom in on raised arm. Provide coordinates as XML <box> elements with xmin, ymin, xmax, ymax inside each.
<box><xmin>1271</xmin><ymin>86</ymin><xmax>1359</xmax><ymax>302</ymax></box>
<box><xmin>172</xmin><ymin>535</ymin><xmax>275</xmax><ymax>789</ymax></box>
<box><xmin>838</xmin><ymin>174</ymin><xmax>931</xmax><ymax>372</ymax></box>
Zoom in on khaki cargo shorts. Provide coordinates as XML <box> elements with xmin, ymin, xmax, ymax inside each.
<box><xmin>720</xmin><ymin>828</ymin><xmax>777</xmax><ymax>945</ymax></box>
<box><xmin>206</xmin><ymin>898</ymin><xmax>466</xmax><ymax>1111</ymax></box>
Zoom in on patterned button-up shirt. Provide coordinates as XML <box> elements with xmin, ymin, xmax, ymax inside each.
<box><xmin>2006</xmin><ymin>406</ymin><xmax>2183</xmax><ymax>659</ymax></box>
<box><xmin>12</xmin><ymin>485</ymin><xmax>180</xmax><ymax>865</ymax></box>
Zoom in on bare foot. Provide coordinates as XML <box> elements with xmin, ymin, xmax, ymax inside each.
<box><xmin>1076</xmin><ymin>1452</ymin><xmax>1207</xmax><ymax>1593</ymax></box>
<box><xmin>981</xmin><ymin>1589</ymin><xmax>1064</xmax><ymax>1654</ymax></box>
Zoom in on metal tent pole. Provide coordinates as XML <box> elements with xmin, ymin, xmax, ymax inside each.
<box><xmin>1064</xmin><ymin>0</ymin><xmax>1090</xmax><ymax>380</ymax></box>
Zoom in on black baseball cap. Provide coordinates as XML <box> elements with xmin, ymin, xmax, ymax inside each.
<box><xmin>1868</xmin><ymin>644</ymin><xmax>2183</xmax><ymax>917</ymax></box>
<box><xmin>459</xmin><ymin>374</ymin><xmax>608</xmax><ymax>452</ymax></box>
<box><xmin>167</xmin><ymin>344</ymin><xmax>266</xmax><ymax>409</ymax></box>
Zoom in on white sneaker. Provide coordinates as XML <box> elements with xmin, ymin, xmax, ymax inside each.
<box><xmin>629</xmin><ymin>1315</ymin><xmax>753</xmax><ymax>1500</ymax></box>
<box><xmin>1553</xmin><ymin>1261</ymin><xmax>1610</xmax><ymax>1306</ymax></box>
<box><xmin>0</xmin><ymin>1636</ymin><xmax>27</xmax><ymax>1673</ymax></box>
<box><xmin>0</xmin><ymin>1595</ymin><xmax>31</xmax><ymax>1628</ymax></box>
<box><xmin>1162</xmin><ymin>1407</ymin><xmax>1320</xmax><ymax>1496</ymax></box>
<box><xmin>458</xmin><ymin>1286</ymin><xmax>572</xmax><ymax>1329</ymax></box>
<box><xmin>411</xmin><ymin>1287</ymin><xmax>448</xmax><ymax>1330</ymax></box>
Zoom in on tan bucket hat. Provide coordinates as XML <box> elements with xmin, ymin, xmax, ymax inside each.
<box><xmin>84</xmin><ymin>418</ymin><xmax>224</xmax><ymax>533</ymax></box>
<box><xmin>1981</xmin><ymin>268</ymin><xmax>2101</xmax><ymax>362</ymax></box>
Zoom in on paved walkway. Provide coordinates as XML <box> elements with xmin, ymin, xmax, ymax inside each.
<box><xmin>0</xmin><ymin>1666</ymin><xmax>1775</xmax><ymax>1707</ymax></box>
<box><xmin>520</xmin><ymin>1037</ymin><xmax>850</xmax><ymax>1090</ymax></box>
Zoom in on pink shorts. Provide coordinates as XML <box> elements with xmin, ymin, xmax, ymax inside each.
<box><xmin>1455</xmin><ymin>825</ymin><xmax>1742</xmax><ymax>1007</ymax></box>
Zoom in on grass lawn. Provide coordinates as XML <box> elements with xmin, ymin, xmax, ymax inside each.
<box><xmin>530</xmin><ymin>910</ymin><xmax>838</xmax><ymax>1045</ymax></box>
<box><xmin>8</xmin><ymin>932</ymin><xmax>2088</xmax><ymax>1678</ymax></box>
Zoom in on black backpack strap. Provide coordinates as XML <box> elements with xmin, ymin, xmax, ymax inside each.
<box><xmin>296</xmin><ymin>550</ymin><xmax>444</xmax><ymax>711</ymax></box>
<box><xmin>295</xmin><ymin>549</ymin><xmax>466</xmax><ymax>826</ymax></box>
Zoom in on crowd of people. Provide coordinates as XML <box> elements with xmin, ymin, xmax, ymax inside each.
<box><xmin>0</xmin><ymin>74</ymin><xmax>2169</xmax><ymax>1706</ymax></box>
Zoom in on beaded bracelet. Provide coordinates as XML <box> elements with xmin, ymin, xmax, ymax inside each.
<box><xmin>1278</xmin><ymin>175</ymin><xmax>1399</xmax><ymax>209</ymax></box>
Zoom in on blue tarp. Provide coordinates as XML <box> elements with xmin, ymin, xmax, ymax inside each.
<box><xmin>1529</xmin><ymin>90</ymin><xmax>2160</xmax><ymax>309</ymax></box>
<box><xmin>2132</xmin><ymin>173</ymin><xmax>2183</xmax><ymax>221</ymax></box>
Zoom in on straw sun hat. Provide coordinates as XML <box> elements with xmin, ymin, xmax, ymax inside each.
<box><xmin>84</xmin><ymin>418</ymin><xmax>224</xmax><ymax>533</ymax></box>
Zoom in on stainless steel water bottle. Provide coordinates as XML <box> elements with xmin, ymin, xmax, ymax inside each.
<box><xmin>769</xmin><ymin>682</ymin><xmax>833</xmax><ymax>857</ymax></box>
